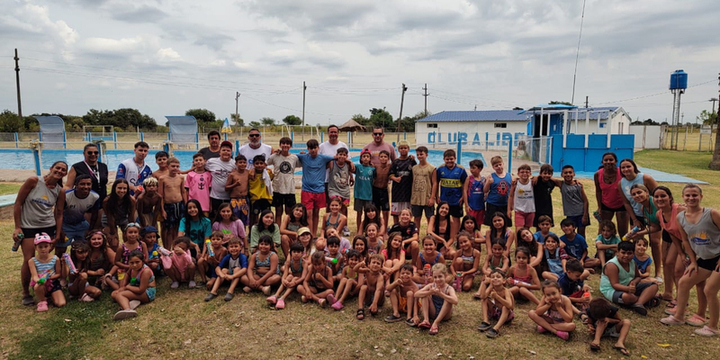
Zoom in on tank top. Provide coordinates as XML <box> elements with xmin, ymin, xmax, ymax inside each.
<box><xmin>560</xmin><ymin>181</ymin><xmax>584</xmax><ymax>217</ymax></box>
<box><xmin>620</xmin><ymin>172</ymin><xmax>645</xmax><ymax>216</ymax></box>
<box><xmin>487</xmin><ymin>173</ymin><xmax>511</xmax><ymax>206</ymax></box>
<box><xmin>326</xmin><ymin>214</ymin><xmax>341</xmax><ymax>229</ymax></box>
<box><xmin>32</xmin><ymin>255</ymin><xmax>58</xmax><ymax>275</ymax></box>
<box><xmin>460</xmin><ymin>250</ymin><xmax>475</xmax><ymax>265</ymax></box>
<box><xmin>467</xmin><ymin>176</ymin><xmax>486</xmax><ymax>211</ymax></box>
<box><xmin>642</xmin><ymin>198</ymin><xmax>659</xmax><ymax>225</ymax></box>
<box><xmin>597</xmin><ymin>167</ymin><xmax>624</xmax><ymax>208</ymax></box>
<box><xmin>677</xmin><ymin>208</ymin><xmax>720</xmax><ymax>260</ymax></box>
<box><xmin>513</xmin><ymin>180</ymin><xmax>535</xmax><ymax>213</ymax></box>
<box><xmin>21</xmin><ymin>177</ymin><xmax>60</xmax><ymax>229</ymax></box>
<box><xmin>420</xmin><ymin>252</ymin><xmax>441</xmax><ymax>266</ymax></box>
<box><xmin>327</xmin><ymin>160</ymin><xmax>351</xmax><ymax>199</ymax></box>
<box><xmin>657</xmin><ymin>203</ymin><xmax>682</xmax><ymax>240</ymax></box>
<box><xmin>513</xmin><ymin>267</ymin><xmax>533</xmax><ymax>283</ymax></box>
<box><xmin>287</xmin><ymin>222</ymin><xmax>301</xmax><ymax>233</ymax></box>
<box><xmin>600</xmin><ymin>256</ymin><xmax>635</xmax><ymax>300</ymax></box>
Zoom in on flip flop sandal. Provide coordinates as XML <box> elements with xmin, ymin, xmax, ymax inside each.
<box><xmin>356</xmin><ymin>308</ymin><xmax>365</xmax><ymax>320</ymax></box>
<box><xmin>406</xmin><ymin>318</ymin><xmax>418</xmax><ymax>327</ymax></box>
<box><xmin>612</xmin><ymin>345</ymin><xmax>630</xmax><ymax>356</ymax></box>
<box><xmin>429</xmin><ymin>326</ymin><xmax>439</xmax><ymax>335</ymax></box>
<box><xmin>666</xmin><ymin>299</ymin><xmax>678</xmax><ymax>308</ymax></box>
<box><xmin>590</xmin><ymin>343</ymin><xmax>601</xmax><ymax>352</ymax></box>
<box><xmin>418</xmin><ymin>320</ymin><xmax>432</xmax><ymax>329</ymax></box>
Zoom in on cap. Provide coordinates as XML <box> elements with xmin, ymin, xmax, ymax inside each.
<box><xmin>34</xmin><ymin>233</ymin><xmax>52</xmax><ymax>245</ymax></box>
<box><xmin>141</xmin><ymin>226</ymin><xmax>159</xmax><ymax>237</ymax></box>
<box><xmin>397</xmin><ymin>140</ymin><xmax>409</xmax><ymax>147</ymax></box>
<box><xmin>297</xmin><ymin>227</ymin><xmax>312</xmax><ymax>236</ymax></box>
<box><xmin>221</xmin><ymin>140</ymin><xmax>233</xmax><ymax>149</ymax></box>
<box><xmin>360</xmin><ymin>149</ymin><xmax>372</xmax><ymax>156</ymax></box>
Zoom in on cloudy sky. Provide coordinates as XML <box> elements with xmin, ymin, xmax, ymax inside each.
<box><xmin>1</xmin><ymin>0</ymin><xmax>718</xmax><ymax>128</ymax></box>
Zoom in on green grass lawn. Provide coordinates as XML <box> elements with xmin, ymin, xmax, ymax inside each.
<box><xmin>0</xmin><ymin>183</ymin><xmax>21</xmax><ymax>196</ymax></box>
<box><xmin>1</xmin><ymin>150</ymin><xmax>719</xmax><ymax>360</ymax></box>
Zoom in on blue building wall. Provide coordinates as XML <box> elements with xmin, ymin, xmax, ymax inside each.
<box><xmin>551</xmin><ymin>134</ymin><xmax>634</xmax><ymax>172</ymax></box>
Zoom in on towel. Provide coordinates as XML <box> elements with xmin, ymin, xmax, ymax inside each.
<box><xmin>262</xmin><ymin>169</ymin><xmax>273</xmax><ymax>195</ymax></box>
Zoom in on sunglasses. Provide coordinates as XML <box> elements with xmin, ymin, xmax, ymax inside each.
<box><xmin>373</xmin><ymin>133</ymin><xmax>383</xmax><ymax>136</ymax></box>
<box><xmin>249</xmin><ymin>134</ymin><xmax>260</xmax><ymax>138</ymax></box>
<box><xmin>87</xmin><ymin>151</ymin><xmax>99</xmax><ymax>155</ymax></box>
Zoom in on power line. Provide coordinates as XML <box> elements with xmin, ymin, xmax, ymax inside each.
<box><xmin>595</xmin><ymin>79</ymin><xmax>716</xmax><ymax>105</ymax></box>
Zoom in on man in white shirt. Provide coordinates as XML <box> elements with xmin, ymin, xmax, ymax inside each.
<box><xmin>238</xmin><ymin>128</ymin><xmax>273</xmax><ymax>170</ymax></box>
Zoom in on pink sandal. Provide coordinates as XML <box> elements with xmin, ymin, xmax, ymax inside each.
<box><xmin>36</xmin><ymin>301</ymin><xmax>48</xmax><ymax>312</ymax></box>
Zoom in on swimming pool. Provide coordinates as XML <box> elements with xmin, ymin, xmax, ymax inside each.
<box><xmin>0</xmin><ymin>148</ymin><xmax>488</xmax><ymax>172</ymax></box>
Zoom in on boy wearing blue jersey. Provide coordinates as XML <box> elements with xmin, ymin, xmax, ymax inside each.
<box><xmin>483</xmin><ymin>155</ymin><xmax>512</xmax><ymax>227</ymax></box>
<box><xmin>432</xmin><ymin>149</ymin><xmax>467</xmax><ymax>240</ymax></box>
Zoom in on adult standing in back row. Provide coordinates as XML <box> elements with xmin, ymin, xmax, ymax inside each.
<box><xmin>198</xmin><ymin>130</ymin><xmax>222</xmax><ymax>160</ymax></box>
<box><xmin>319</xmin><ymin>125</ymin><xmax>348</xmax><ymax>202</ymax></box>
<box><xmin>362</xmin><ymin>126</ymin><xmax>396</xmax><ymax>166</ymax></box>
<box><xmin>238</xmin><ymin>128</ymin><xmax>273</xmax><ymax>170</ymax></box>
<box><xmin>65</xmin><ymin>143</ymin><xmax>109</xmax><ymax>220</ymax></box>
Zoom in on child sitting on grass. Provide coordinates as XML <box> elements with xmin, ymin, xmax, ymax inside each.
<box><xmin>585</xmin><ymin>298</ymin><xmax>632</xmax><ymax>356</ymax></box>
<box><xmin>595</xmin><ymin>220</ymin><xmax>621</xmax><ymax>266</ymax></box>
<box><xmin>165</xmin><ymin>236</ymin><xmax>196</xmax><ymax>289</ymax></box>
<box><xmin>415</xmin><ymin>263</ymin><xmax>458</xmax><ymax>335</ymax></box>
<box><xmin>68</xmin><ymin>242</ymin><xmax>102</xmax><ymax>302</ymax></box>
<box><xmin>527</xmin><ymin>280</ymin><xmax>576</xmax><ymax>341</ymax></box>
<box><xmin>413</xmin><ymin>235</ymin><xmax>445</xmax><ymax>285</ymax></box>
<box><xmin>473</xmin><ymin>237</ymin><xmax>509</xmax><ymax>299</ymax></box>
<box><xmin>506</xmin><ymin>247</ymin><xmax>541</xmax><ymax>305</ymax></box>
<box><xmin>385</xmin><ymin>264</ymin><xmax>420</xmax><ymax>324</ymax></box>
<box><xmin>205</xmin><ymin>237</ymin><xmax>247</xmax><ymax>302</ymax></box>
<box><xmin>268</xmin><ymin>242</ymin><xmax>307</xmax><ymax>310</ymax></box>
<box><xmin>198</xmin><ymin>231</ymin><xmax>228</xmax><ymax>290</ymax></box>
<box><xmin>477</xmin><ymin>268</ymin><xmax>514</xmax><ymax>338</ymax></box>
<box><xmin>243</xmin><ymin>235</ymin><xmax>281</xmax><ymax>295</ymax></box>
<box><xmin>299</xmin><ymin>251</ymin><xmax>335</xmax><ymax>307</ymax></box>
<box><xmin>451</xmin><ymin>231</ymin><xmax>481</xmax><ymax>292</ymax></box>
<box><xmin>29</xmin><ymin>233</ymin><xmax>66</xmax><ymax>312</ymax></box>
<box><xmin>112</xmin><ymin>249</ymin><xmax>155</xmax><ymax>320</ymax></box>
<box><xmin>332</xmin><ymin>250</ymin><xmax>362</xmax><ymax>311</ymax></box>
<box><xmin>357</xmin><ymin>254</ymin><xmax>386</xmax><ymax>320</ymax></box>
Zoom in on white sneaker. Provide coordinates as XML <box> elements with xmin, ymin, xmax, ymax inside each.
<box><xmin>343</xmin><ymin>226</ymin><xmax>351</xmax><ymax>237</ymax></box>
<box><xmin>655</xmin><ymin>276</ymin><xmax>664</xmax><ymax>284</ymax></box>
<box><xmin>129</xmin><ymin>300</ymin><xmax>141</xmax><ymax>310</ymax></box>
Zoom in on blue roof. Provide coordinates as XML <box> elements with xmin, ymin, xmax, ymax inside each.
<box><xmin>417</xmin><ymin>110</ymin><xmax>528</xmax><ymax>122</ymax></box>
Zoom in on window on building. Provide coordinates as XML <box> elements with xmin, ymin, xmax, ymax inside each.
<box><xmin>427</xmin><ymin>123</ymin><xmax>438</xmax><ymax>128</ymax></box>
<box><xmin>494</xmin><ymin>123</ymin><xmax>507</xmax><ymax>128</ymax></box>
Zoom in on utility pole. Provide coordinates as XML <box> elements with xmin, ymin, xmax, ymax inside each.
<box><xmin>585</xmin><ymin>96</ymin><xmax>589</xmax><ymax>108</ymax></box>
<box><xmin>14</xmin><ymin>48</ymin><xmax>22</xmax><ymax>119</ymax></box>
<box><xmin>235</xmin><ymin>92</ymin><xmax>241</xmax><ymax>137</ymax></box>
<box><xmin>396</xmin><ymin>83</ymin><xmax>408</xmax><ymax>143</ymax></box>
<box><xmin>422</xmin><ymin>83</ymin><xmax>429</xmax><ymax>114</ymax></box>
<box><xmin>301</xmin><ymin>81</ymin><xmax>306</xmax><ymax>141</ymax></box>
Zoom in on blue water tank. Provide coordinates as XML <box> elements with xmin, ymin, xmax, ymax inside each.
<box><xmin>669</xmin><ymin>70</ymin><xmax>688</xmax><ymax>90</ymax></box>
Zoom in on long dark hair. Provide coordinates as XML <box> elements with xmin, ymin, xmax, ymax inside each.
<box><xmin>489</xmin><ymin>212</ymin><xmax>510</xmax><ymax>240</ymax></box>
<box><xmin>255</xmin><ymin>209</ymin><xmax>276</xmax><ymax>233</ymax></box>
<box><xmin>108</xmin><ymin>179</ymin><xmax>131</xmax><ymax>216</ymax></box>
<box><xmin>361</xmin><ymin>203</ymin><xmax>381</xmax><ymax>231</ymax></box>
<box><xmin>213</xmin><ymin>202</ymin><xmax>238</xmax><ymax>224</ymax></box>
<box><xmin>288</xmin><ymin>203</ymin><xmax>308</xmax><ymax>226</ymax></box>
<box><xmin>70</xmin><ymin>242</ymin><xmax>91</xmax><ymax>273</ymax></box>
<box><xmin>184</xmin><ymin>199</ymin><xmax>206</xmax><ymax>224</ymax></box>
<box><xmin>433</xmin><ymin>202</ymin><xmax>451</xmax><ymax>240</ymax></box>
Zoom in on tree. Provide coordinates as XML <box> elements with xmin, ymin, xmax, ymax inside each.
<box><xmin>0</xmin><ymin>110</ymin><xmax>23</xmax><ymax>132</ymax></box>
<box><xmin>697</xmin><ymin>110</ymin><xmax>718</xmax><ymax>126</ymax></box>
<box><xmin>82</xmin><ymin>108</ymin><xmax>156</xmax><ymax>131</ymax></box>
<box><xmin>249</xmin><ymin>121</ymin><xmax>261</xmax><ymax>128</ymax></box>
<box><xmin>230</xmin><ymin>113</ymin><xmax>244</xmax><ymax>127</ymax></box>
<box><xmin>261</xmin><ymin>117</ymin><xmax>276</xmax><ymax>126</ymax></box>
<box><xmin>185</xmin><ymin>109</ymin><xmax>217</xmax><ymax>123</ymax></box>
<box><xmin>351</xmin><ymin>113</ymin><xmax>370</xmax><ymax>128</ymax></box>
<box><xmin>282</xmin><ymin>115</ymin><xmax>302</xmax><ymax>126</ymax></box>
<box><xmin>369</xmin><ymin>108</ymin><xmax>393</xmax><ymax>129</ymax></box>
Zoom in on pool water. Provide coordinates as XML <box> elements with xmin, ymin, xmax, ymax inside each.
<box><xmin>0</xmin><ymin>148</ymin><xmax>488</xmax><ymax>172</ymax></box>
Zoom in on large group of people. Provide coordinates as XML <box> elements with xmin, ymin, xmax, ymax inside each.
<box><xmin>11</xmin><ymin>126</ymin><xmax>720</xmax><ymax>354</ymax></box>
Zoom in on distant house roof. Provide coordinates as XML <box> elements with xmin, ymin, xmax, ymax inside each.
<box><xmin>417</xmin><ymin>110</ymin><xmax>528</xmax><ymax>123</ymax></box>
<box><xmin>566</xmin><ymin>107</ymin><xmax>622</xmax><ymax>120</ymax></box>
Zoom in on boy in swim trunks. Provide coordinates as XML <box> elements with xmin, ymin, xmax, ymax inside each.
<box><xmin>357</xmin><ymin>254</ymin><xmax>386</xmax><ymax>320</ymax></box>
<box><xmin>226</xmin><ymin>155</ymin><xmax>250</xmax><ymax>226</ymax></box>
<box><xmin>159</xmin><ymin>157</ymin><xmax>187</xmax><ymax>248</ymax></box>
<box><xmin>385</xmin><ymin>264</ymin><xmax>420</xmax><ymax>325</ymax></box>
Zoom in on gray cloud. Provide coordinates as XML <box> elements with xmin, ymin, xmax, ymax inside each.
<box><xmin>110</xmin><ymin>5</ymin><xmax>168</xmax><ymax>23</ymax></box>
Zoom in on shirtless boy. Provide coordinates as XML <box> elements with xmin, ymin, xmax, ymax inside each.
<box><xmin>160</xmin><ymin>157</ymin><xmax>187</xmax><ymax>247</ymax></box>
<box><xmin>225</xmin><ymin>155</ymin><xmax>250</xmax><ymax>227</ymax></box>
<box><xmin>136</xmin><ymin>176</ymin><xmax>163</xmax><ymax>229</ymax></box>
<box><xmin>357</xmin><ymin>254</ymin><xmax>386</xmax><ymax>320</ymax></box>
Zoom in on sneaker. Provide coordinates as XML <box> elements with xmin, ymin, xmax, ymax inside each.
<box><xmin>224</xmin><ymin>292</ymin><xmax>234</xmax><ymax>302</ymax></box>
<box><xmin>536</xmin><ymin>325</ymin><xmax>547</xmax><ymax>334</ymax></box>
<box><xmin>204</xmin><ymin>293</ymin><xmax>217</xmax><ymax>302</ymax></box>
<box><xmin>301</xmin><ymin>295</ymin><xmax>308</xmax><ymax>303</ymax></box>
<box><xmin>384</xmin><ymin>314</ymin><xmax>403</xmax><ymax>323</ymax></box>
<box><xmin>318</xmin><ymin>298</ymin><xmax>327</xmax><ymax>307</ymax></box>
<box><xmin>129</xmin><ymin>300</ymin><xmax>141</xmax><ymax>310</ymax></box>
<box><xmin>36</xmin><ymin>301</ymin><xmax>48</xmax><ymax>312</ymax></box>
<box><xmin>170</xmin><ymin>281</ymin><xmax>179</xmax><ymax>289</ymax></box>
<box><xmin>22</xmin><ymin>295</ymin><xmax>35</xmax><ymax>306</ymax></box>
<box><xmin>486</xmin><ymin>328</ymin><xmax>499</xmax><ymax>338</ymax></box>
<box><xmin>664</xmin><ymin>306</ymin><xmax>677</xmax><ymax>315</ymax></box>
<box><xmin>326</xmin><ymin>293</ymin><xmax>337</xmax><ymax>305</ymax></box>
<box><xmin>556</xmin><ymin>330</ymin><xmax>570</xmax><ymax>341</ymax></box>
<box><xmin>660</xmin><ymin>315</ymin><xmax>685</xmax><ymax>325</ymax></box>
<box><xmin>113</xmin><ymin>309</ymin><xmax>137</xmax><ymax>321</ymax></box>
<box><xmin>331</xmin><ymin>301</ymin><xmax>344</xmax><ymax>311</ymax></box>
<box><xmin>262</xmin><ymin>286</ymin><xmax>271</xmax><ymax>295</ymax></box>
<box><xmin>188</xmin><ymin>281</ymin><xmax>197</xmax><ymax>289</ymax></box>
<box><xmin>694</xmin><ymin>325</ymin><xmax>720</xmax><ymax>337</ymax></box>
<box><xmin>266</xmin><ymin>295</ymin><xmax>277</xmax><ymax>305</ymax></box>
<box><xmin>343</xmin><ymin>226</ymin><xmax>351</xmax><ymax>237</ymax></box>
<box><xmin>655</xmin><ymin>276</ymin><xmax>664</xmax><ymax>284</ymax></box>
<box><xmin>80</xmin><ymin>294</ymin><xmax>95</xmax><ymax>302</ymax></box>
<box><xmin>632</xmin><ymin>304</ymin><xmax>648</xmax><ymax>316</ymax></box>
<box><xmin>477</xmin><ymin>321</ymin><xmax>493</xmax><ymax>332</ymax></box>
<box><xmin>275</xmin><ymin>298</ymin><xmax>286</xmax><ymax>310</ymax></box>
<box><xmin>686</xmin><ymin>314</ymin><xmax>708</xmax><ymax>327</ymax></box>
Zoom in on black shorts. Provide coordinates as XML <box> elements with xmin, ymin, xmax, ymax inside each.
<box><xmin>272</xmin><ymin>193</ymin><xmax>296</xmax><ymax>208</ymax></box>
<box><xmin>697</xmin><ymin>255</ymin><xmax>720</xmax><ymax>272</ymax></box>
<box><xmin>163</xmin><ymin>202</ymin><xmax>185</xmax><ymax>227</ymax></box>
<box><xmin>252</xmin><ymin>199</ymin><xmax>272</xmax><ymax>215</ymax></box>
<box><xmin>372</xmin><ymin>186</ymin><xmax>390</xmax><ymax>211</ymax></box>
<box><xmin>662</xmin><ymin>229</ymin><xmax>672</xmax><ymax>244</ymax></box>
<box><xmin>601</xmin><ymin>203</ymin><xmax>626</xmax><ymax>212</ymax></box>
<box><xmin>484</xmin><ymin>203</ymin><xmax>511</xmax><ymax>226</ymax></box>
<box><xmin>210</xmin><ymin>197</ymin><xmax>230</xmax><ymax>218</ymax></box>
<box><xmin>21</xmin><ymin>226</ymin><xmax>57</xmax><ymax>244</ymax></box>
<box><xmin>411</xmin><ymin>205</ymin><xmax>434</xmax><ymax>219</ymax></box>
<box><xmin>448</xmin><ymin>205</ymin><xmax>463</xmax><ymax>218</ymax></box>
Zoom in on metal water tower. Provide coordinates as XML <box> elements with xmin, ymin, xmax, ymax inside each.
<box><xmin>669</xmin><ymin>70</ymin><xmax>688</xmax><ymax>150</ymax></box>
